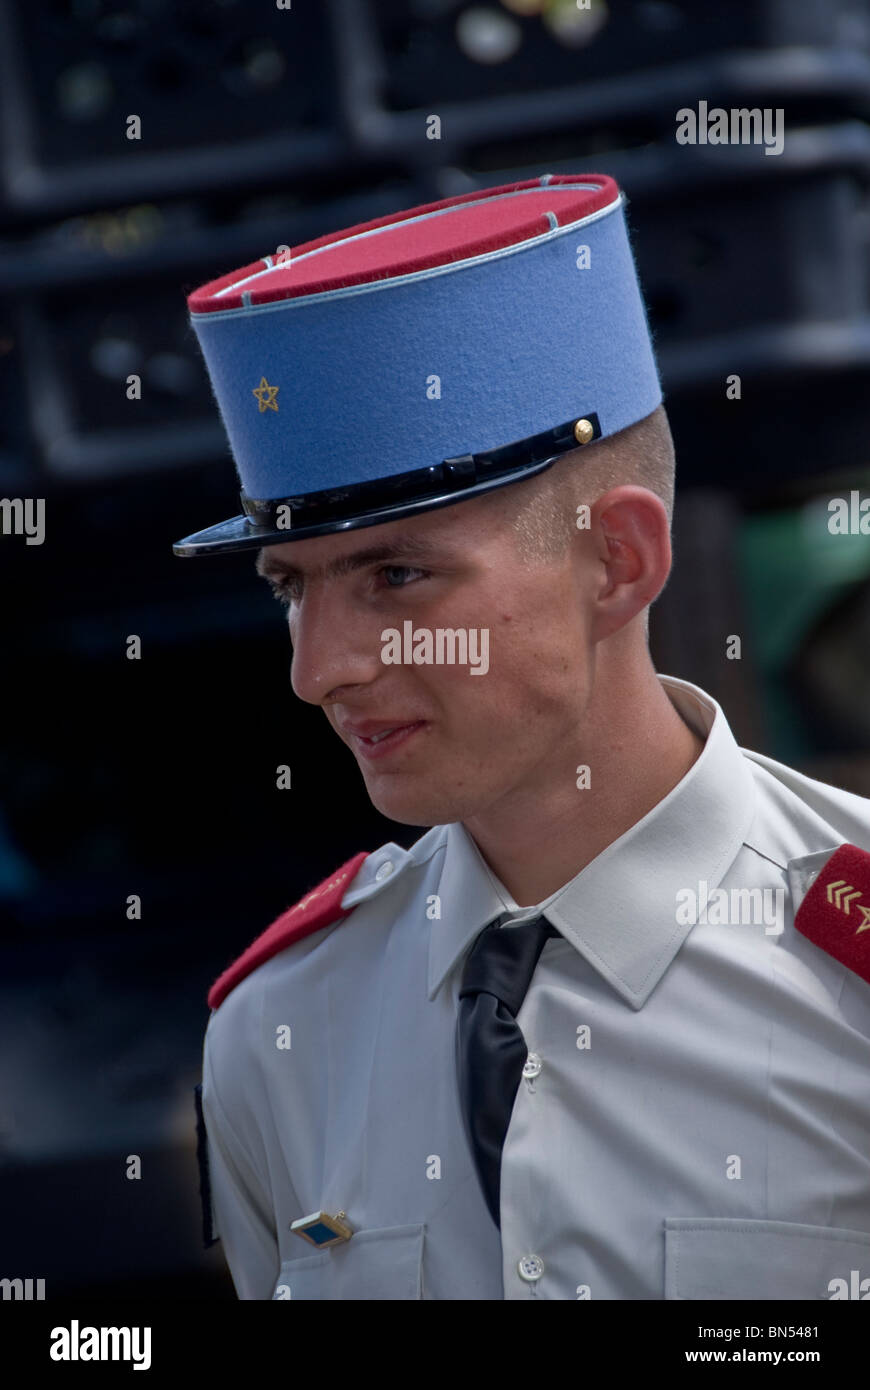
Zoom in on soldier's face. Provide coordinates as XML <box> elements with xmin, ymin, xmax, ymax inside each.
<box><xmin>258</xmin><ymin>490</ymin><xmax>599</xmax><ymax>826</ymax></box>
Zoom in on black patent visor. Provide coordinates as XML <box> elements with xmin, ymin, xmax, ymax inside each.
<box><xmin>173</xmin><ymin>411</ymin><xmax>600</xmax><ymax>556</ymax></box>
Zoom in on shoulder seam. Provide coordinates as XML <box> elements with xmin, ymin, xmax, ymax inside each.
<box><xmin>207</xmin><ymin>850</ymin><xmax>369</xmax><ymax>1010</ymax></box>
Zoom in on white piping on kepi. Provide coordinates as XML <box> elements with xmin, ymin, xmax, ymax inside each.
<box><xmin>210</xmin><ymin>181</ymin><xmax>607</xmax><ymax>301</ymax></box>
<box><xmin>199</xmin><ymin>191</ymin><xmax>623</xmax><ymax>321</ymax></box>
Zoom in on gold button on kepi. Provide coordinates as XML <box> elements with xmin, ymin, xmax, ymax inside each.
<box><xmin>290</xmin><ymin>1210</ymin><xmax>354</xmax><ymax>1248</ymax></box>
<box><xmin>573</xmin><ymin>417</ymin><xmax>594</xmax><ymax>445</ymax></box>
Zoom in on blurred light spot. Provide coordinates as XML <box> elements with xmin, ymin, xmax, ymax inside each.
<box><xmin>56</xmin><ymin>61</ymin><xmax>113</xmax><ymax>121</ymax></box>
<box><xmin>543</xmin><ymin>0</ymin><xmax>609</xmax><ymax>46</ymax></box>
<box><xmin>456</xmin><ymin>6</ymin><xmax>523</xmax><ymax>63</ymax></box>
<box><xmin>122</xmin><ymin>204</ymin><xmax>164</xmax><ymax>247</ymax></box>
<box><xmin>76</xmin><ymin>211</ymin><xmax>160</xmax><ymax>257</ymax></box>
<box><xmin>242</xmin><ymin>40</ymin><xmax>286</xmax><ymax>89</ymax></box>
<box><xmin>98</xmin><ymin>217</ymin><xmax>128</xmax><ymax>255</ymax></box>
<box><xmin>144</xmin><ymin>352</ymin><xmax>198</xmax><ymax>396</ymax></box>
<box><xmin>90</xmin><ymin>337</ymin><xmax>142</xmax><ymax>380</ymax></box>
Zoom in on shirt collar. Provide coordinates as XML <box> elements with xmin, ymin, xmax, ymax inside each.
<box><xmin>427</xmin><ymin>675</ymin><xmax>758</xmax><ymax>1009</ymax></box>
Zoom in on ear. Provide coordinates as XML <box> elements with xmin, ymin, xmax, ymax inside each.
<box><xmin>587</xmin><ymin>486</ymin><xmax>672</xmax><ymax>643</ymax></box>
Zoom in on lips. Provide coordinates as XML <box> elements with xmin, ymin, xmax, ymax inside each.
<box><xmin>339</xmin><ymin>719</ymin><xmax>428</xmax><ymax>760</ymax></box>
<box><xmin>340</xmin><ymin>719</ymin><xmax>424</xmax><ymax>740</ymax></box>
<box><xmin>367</xmin><ymin>727</ymin><xmax>403</xmax><ymax>744</ymax></box>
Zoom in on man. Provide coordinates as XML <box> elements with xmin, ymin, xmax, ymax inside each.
<box><xmin>176</xmin><ymin>174</ymin><xmax>870</xmax><ymax>1299</ymax></box>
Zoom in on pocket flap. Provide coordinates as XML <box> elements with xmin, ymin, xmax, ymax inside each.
<box><xmin>273</xmin><ymin>1223</ymin><xmax>425</xmax><ymax>1300</ymax></box>
<box><xmin>665</xmin><ymin>1217</ymin><xmax>870</xmax><ymax>1300</ymax></box>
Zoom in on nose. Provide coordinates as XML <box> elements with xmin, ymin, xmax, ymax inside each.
<box><xmin>289</xmin><ymin>584</ymin><xmax>384</xmax><ymax>705</ymax></box>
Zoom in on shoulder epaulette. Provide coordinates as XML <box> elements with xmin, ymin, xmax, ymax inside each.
<box><xmin>207</xmin><ymin>851</ymin><xmax>370</xmax><ymax>1009</ymax></box>
<box><xmin>794</xmin><ymin>843</ymin><xmax>870</xmax><ymax>985</ymax></box>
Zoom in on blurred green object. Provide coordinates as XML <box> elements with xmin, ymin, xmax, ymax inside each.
<box><xmin>738</xmin><ymin>487</ymin><xmax>870</xmax><ymax>763</ymax></box>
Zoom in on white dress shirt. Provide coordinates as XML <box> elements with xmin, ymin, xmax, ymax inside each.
<box><xmin>200</xmin><ymin>675</ymin><xmax>870</xmax><ymax>1299</ymax></box>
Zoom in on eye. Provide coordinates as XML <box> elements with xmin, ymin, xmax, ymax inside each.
<box><xmin>264</xmin><ymin>563</ymin><xmax>429</xmax><ymax>608</ymax></box>
<box><xmin>378</xmin><ymin>565</ymin><xmax>428</xmax><ymax>589</ymax></box>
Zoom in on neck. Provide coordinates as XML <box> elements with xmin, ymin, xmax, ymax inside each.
<box><xmin>463</xmin><ymin>664</ymin><xmax>706</xmax><ymax>907</ymax></box>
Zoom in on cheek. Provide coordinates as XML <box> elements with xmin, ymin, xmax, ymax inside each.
<box><xmin>489</xmin><ymin>593</ymin><xmax>585</xmax><ymax>673</ymax></box>
<box><xmin>426</xmin><ymin>635</ymin><xmax>579</xmax><ymax>735</ymax></box>
<box><xmin>406</xmin><ymin>572</ymin><xmax>586</xmax><ymax>719</ymax></box>
<box><xmin>490</xmin><ymin>611</ymin><xmax>590</xmax><ymax>719</ymax></box>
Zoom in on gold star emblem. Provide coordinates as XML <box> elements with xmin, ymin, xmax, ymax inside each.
<box><xmin>252</xmin><ymin>376</ymin><xmax>279</xmax><ymax>413</ymax></box>
<box><xmin>856</xmin><ymin>901</ymin><xmax>870</xmax><ymax>935</ymax></box>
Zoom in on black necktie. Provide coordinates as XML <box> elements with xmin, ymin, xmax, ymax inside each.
<box><xmin>456</xmin><ymin>913</ymin><xmax>560</xmax><ymax>1228</ymax></box>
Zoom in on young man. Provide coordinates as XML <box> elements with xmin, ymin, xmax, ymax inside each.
<box><xmin>176</xmin><ymin>174</ymin><xmax>870</xmax><ymax>1300</ymax></box>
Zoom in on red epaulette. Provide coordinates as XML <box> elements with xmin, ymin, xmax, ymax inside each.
<box><xmin>794</xmin><ymin>843</ymin><xmax>870</xmax><ymax>985</ymax></box>
<box><xmin>207</xmin><ymin>851</ymin><xmax>370</xmax><ymax>1009</ymax></box>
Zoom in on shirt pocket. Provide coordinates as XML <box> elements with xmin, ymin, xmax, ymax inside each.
<box><xmin>271</xmin><ymin>1223</ymin><xmax>425</xmax><ymax>1300</ymax></box>
<box><xmin>664</xmin><ymin>1217</ymin><xmax>870</xmax><ymax>1300</ymax></box>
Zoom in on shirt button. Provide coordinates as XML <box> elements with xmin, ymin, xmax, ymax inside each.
<box><xmin>522</xmin><ymin>1052</ymin><xmax>542</xmax><ymax>1080</ymax></box>
<box><xmin>374</xmin><ymin>860</ymin><xmax>394</xmax><ymax>882</ymax></box>
<box><xmin>517</xmin><ymin>1254</ymin><xmax>545</xmax><ymax>1282</ymax></box>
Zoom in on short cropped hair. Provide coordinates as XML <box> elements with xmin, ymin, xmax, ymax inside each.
<box><xmin>507</xmin><ymin>404</ymin><xmax>675</xmax><ymax>565</ymax></box>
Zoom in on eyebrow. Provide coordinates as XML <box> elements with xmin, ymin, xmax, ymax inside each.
<box><xmin>255</xmin><ymin>536</ymin><xmax>445</xmax><ymax>585</ymax></box>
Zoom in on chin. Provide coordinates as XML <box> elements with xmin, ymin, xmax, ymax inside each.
<box><xmin>363</xmin><ymin>778</ymin><xmax>484</xmax><ymax>829</ymax></box>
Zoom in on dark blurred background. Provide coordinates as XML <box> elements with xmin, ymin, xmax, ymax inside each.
<box><xmin>1</xmin><ymin>0</ymin><xmax>869</xmax><ymax>1298</ymax></box>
